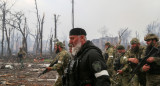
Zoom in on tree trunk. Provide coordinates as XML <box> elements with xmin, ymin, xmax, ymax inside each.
<box><xmin>5</xmin><ymin>27</ymin><xmax>12</xmax><ymax>56</ymax></box>
<box><xmin>1</xmin><ymin>3</ymin><xmax>6</xmax><ymax>56</ymax></box>
<box><xmin>40</xmin><ymin>14</ymin><xmax>45</xmax><ymax>57</ymax></box>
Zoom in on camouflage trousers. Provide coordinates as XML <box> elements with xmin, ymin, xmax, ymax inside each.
<box><xmin>53</xmin><ymin>76</ymin><xmax>62</xmax><ymax>86</ymax></box>
<box><xmin>132</xmin><ymin>74</ymin><xmax>139</xmax><ymax>86</ymax></box>
<box><xmin>131</xmin><ymin>73</ymin><xmax>146</xmax><ymax>86</ymax></box>
<box><xmin>121</xmin><ymin>74</ymin><xmax>131</xmax><ymax>86</ymax></box>
<box><xmin>18</xmin><ymin>57</ymin><xmax>24</xmax><ymax>68</ymax></box>
<box><xmin>146</xmin><ymin>73</ymin><xmax>160</xmax><ymax>86</ymax></box>
<box><xmin>113</xmin><ymin>74</ymin><xmax>131</xmax><ymax>86</ymax></box>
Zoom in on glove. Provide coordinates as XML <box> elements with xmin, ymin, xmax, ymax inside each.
<box><xmin>142</xmin><ymin>64</ymin><xmax>150</xmax><ymax>72</ymax></box>
<box><xmin>117</xmin><ymin>70</ymin><xmax>123</xmax><ymax>74</ymax></box>
<box><xmin>46</xmin><ymin>67</ymin><xmax>52</xmax><ymax>72</ymax></box>
<box><xmin>128</xmin><ymin>58</ymin><xmax>139</xmax><ymax>64</ymax></box>
<box><xmin>146</xmin><ymin>57</ymin><xmax>155</xmax><ymax>63</ymax></box>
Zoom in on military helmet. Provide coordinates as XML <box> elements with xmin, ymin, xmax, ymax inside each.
<box><xmin>144</xmin><ymin>33</ymin><xmax>159</xmax><ymax>41</ymax></box>
<box><xmin>56</xmin><ymin>41</ymin><xmax>64</xmax><ymax>48</ymax></box>
<box><xmin>130</xmin><ymin>38</ymin><xmax>140</xmax><ymax>44</ymax></box>
<box><xmin>117</xmin><ymin>45</ymin><xmax>125</xmax><ymax>50</ymax></box>
<box><xmin>105</xmin><ymin>42</ymin><xmax>110</xmax><ymax>46</ymax></box>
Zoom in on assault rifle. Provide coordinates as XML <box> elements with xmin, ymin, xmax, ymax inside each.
<box><xmin>38</xmin><ymin>59</ymin><xmax>58</xmax><ymax>77</ymax></box>
<box><xmin>128</xmin><ymin>47</ymin><xmax>158</xmax><ymax>83</ymax></box>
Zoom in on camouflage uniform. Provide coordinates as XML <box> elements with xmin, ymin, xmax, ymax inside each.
<box><xmin>144</xmin><ymin>34</ymin><xmax>160</xmax><ymax>86</ymax></box>
<box><xmin>119</xmin><ymin>55</ymin><xmax>131</xmax><ymax>86</ymax></box>
<box><xmin>114</xmin><ymin>45</ymin><xmax>131</xmax><ymax>86</ymax></box>
<box><xmin>104</xmin><ymin>42</ymin><xmax>116</xmax><ymax>85</ymax></box>
<box><xmin>124</xmin><ymin>38</ymin><xmax>146</xmax><ymax>86</ymax></box>
<box><xmin>50</xmin><ymin>42</ymin><xmax>71</xmax><ymax>86</ymax></box>
<box><xmin>17</xmin><ymin>48</ymin><xmax>26</xmax><ymax>68</ymax></box>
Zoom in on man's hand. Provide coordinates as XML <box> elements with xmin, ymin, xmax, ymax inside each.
<box><xmin>46</xmin><ymin>67</ymin><xmax>52</xmax><ymax>72</ymax></box>
<box><xmin>147</xmin><ymin>57</ymin><xmax>155</xmax><ymax>63</ymax></box>
<box><xmin>142</xmin><ymin>64</ymin><xmax>150</xmax><ymax>72</ymax></box>
<box><xmin>117</xmin><ymin>70</ymin><xmax>123</xmax><ymax>74</ymax></box>
<box><xmin>128</xmin><ymin>58</ymin><xmax>139</xmax><ymax>64</ymax></box>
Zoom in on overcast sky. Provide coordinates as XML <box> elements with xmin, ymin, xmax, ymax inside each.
<box><xmin>8</xmin><ymin>0</ymin><xmax>160</xmax><ymax>42</ymax></box>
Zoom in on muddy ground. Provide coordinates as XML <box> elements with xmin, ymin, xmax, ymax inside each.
<box><xmin>0</xmin><ymin>57</ymin><xmax>57</xmax><ymax>86</ymax></box>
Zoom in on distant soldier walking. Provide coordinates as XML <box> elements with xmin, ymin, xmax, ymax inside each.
<box><xmin>17</xmin><ymin>47</ymin><xmax>26</xmax><ymax>68</ymax></box>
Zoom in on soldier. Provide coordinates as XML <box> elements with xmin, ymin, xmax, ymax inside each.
<box><xmin>64</xmin><ymin>28</ymin><xmax>110</xmax><ymax>86</ymax></box>
<box><xmin>114</xmin><ymin>45</ymin><xmax>131</xmax><ymax>86</ymax></box>
<box><xmin>142</xmin><ymin>33</ymin><xmax>160</xmax><ymax>86</ymax></box>
<box><xmin>17</xmin><ymin>47</ymin><xmax>26</xmax><ymax>68</ymax></box>
<box><xmin>124</xmin><ymin>38</ymin><xmax>146</xmax><ymax>86</ymax></box>
<box><xmin>104</xmin><ymin>42</ymin><xmax>116</xmax><ymax>85</ymax></box>
<box><xmin>103</xmin><ymin>42</ymin><xmax>114</xmax><ymax>62</ymax></box>
<box><xmin>46</xmin><ymin>41</ymin><xmax>71</xmax><ymax>86</ymax></box>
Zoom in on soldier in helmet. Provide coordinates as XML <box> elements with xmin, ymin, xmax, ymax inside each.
<box><xmin>114</xmin><ymin>45</ymin><xmax>131</xmax><ymax>86</ymax></box>
<box><xmin>142</xmin><ymin>33</ymin><xmax>160</xmax><ymax>86</ymax></box>
<box><xmin>46</xmin><ymin>41</ymin><xmax>71</xmax><ymax>86</ymax></box>
<box><xmin>123</xmin><ymin>38</ymin><xmax>146</xmax><ymax>86</ymax></box>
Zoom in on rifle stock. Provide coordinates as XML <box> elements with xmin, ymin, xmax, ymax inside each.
<box><xmin>128</xmin><ymin>47</ymin><xmax>158</xmax><ymax>82</ymax></box>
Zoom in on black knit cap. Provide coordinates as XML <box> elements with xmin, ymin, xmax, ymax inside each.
<box><xmin>69</xmin><ymin>28</ymin><xmax>87</xmax><ymax>36</ymax></box>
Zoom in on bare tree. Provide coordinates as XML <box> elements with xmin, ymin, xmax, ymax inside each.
<box><xmin>118</xmin><ymin>28</ymin><xmax>128</xmax><ymax>45</ymax></box>
<box><xmin>40</xmin><ymin>13</ymin><xmax>45</xmax><ymax>56</ymax></box>
<box><xmin>8</xmin><ymin>11</ymin><xmax>29</xmax><ymax>53</ymax></box>
<box><xmin>146</xmin><ymin>20</ymin><xmax>160</xmax><ymax>37</ymax></box>
<box><xmin>49</xmin><ymin>28</ymin><xmax>53</xmax><ymax>55</ymax></box>
<box><xmin>0</xmin><ymin>2</ymin><xmax>6</xmax><ymax>56</ymax></box>
<box><xmin>53</xmin><ymin>14</ymin><xmax>60</xmax><ymax>55</ymax></box>
<box><xmin>118</xmin><ymin>28</ymin><xmax>131</xmax><ymax>47</ymax></box>
<box><xmin>34</xmin><ymin>0</ymin><xmax>45</xmax><ymax>56</ymax></box>
<box><xmin>54</xmin><ymin>14</ymin><xmax>60</xmax><ymax>40</ymax></box>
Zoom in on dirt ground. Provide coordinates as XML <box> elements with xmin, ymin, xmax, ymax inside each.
<box><xmin>0</xmin><ymin>57</ymin><xmax>57</xmax><ymax>86</ymax></box>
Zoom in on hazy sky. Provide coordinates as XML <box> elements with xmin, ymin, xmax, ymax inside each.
<box><xmin>8</xmin><ymin>0</ymin><xmax>160</xmax><ymax>41</ymax></box>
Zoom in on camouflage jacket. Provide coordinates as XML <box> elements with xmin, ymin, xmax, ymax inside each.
<box><xmin>18</xmin><ymin>50</ymin><xmax>26</xmax><ymax>58</ymax></box>
<box><xmin>120</xmin><ymin>53</ymin><xmax>132</xmax><ymax>76</ymax></box>
<box><xmin>124</xmin><ymin>46</ymin><xmax>145</xmax><ymax>69</ymax></box>
<box><xmin>51</xmin><ymin>49</ymin><xmax>71</xmax><ymax>75</ymax></box>
<box><xmin>106</xmin><ymin>47</ymin><xmax>115</xmax><ymax>67</ymax></box>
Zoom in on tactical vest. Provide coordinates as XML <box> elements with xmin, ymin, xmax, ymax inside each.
<box><xmin>148</xmin><ymin>46</ymin><xmax>160</xmax><ymax>74</ymax></box>
<box><xmin>114</xmin><ymin>57</ymin><xmax>122</xmax><ymax>71</ymax></box>
<box><xmin>66</xmin><ymin>47</ymin><xmax>102</xmax><ymax>86</ymax></box>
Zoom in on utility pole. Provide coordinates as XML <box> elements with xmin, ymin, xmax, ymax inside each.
<box><xmin>54</xmin><ymin>14</ymin><xmax>57</xmax><ymax>39</ymax></box>
<box><xmin>72</xmin><ymin>0</ymin><xmax>74</xmax><ymax>29</ymax></box>
<box><xmin>54</xmin><ymin>14</ymin><xmax>60</xmax><ymax>41</ymax></box>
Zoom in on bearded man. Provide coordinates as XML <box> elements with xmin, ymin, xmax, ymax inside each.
<box><xmin>142</xmin><ymin>33</ymin><xmax>160</xmax><ymax>86</ymax></box>
<box><xmin>46</xmin><ymin>41</ymin><xmax>71</xmax><ymax>86</ymax></box>
<box><xmin>64</xmin><ymin>28</ymin><xmax>110</xmax><ymax>86</ymax></box>
<box><xmin>124</xmin><ymin>38</ymin><xmax>146</xmax><ymax>86</ymax></box>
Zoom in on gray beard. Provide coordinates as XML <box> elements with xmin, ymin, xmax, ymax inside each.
<box><xmin>72</xmin><ymin>42</ymin><xmax>81</xmax><ymax>56</ymax></box>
